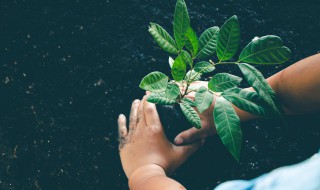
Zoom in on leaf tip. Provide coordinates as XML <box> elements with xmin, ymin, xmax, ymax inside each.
<box><xmin>231</xmin><ymin>15</ymin><xmax>238</xmax><ymax>19</ymax></box>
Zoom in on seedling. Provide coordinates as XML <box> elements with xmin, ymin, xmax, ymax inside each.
<box><xmin>139</xmin><ymin>0</ymin><xmax>291</xmax><ymax>161</ymax></box>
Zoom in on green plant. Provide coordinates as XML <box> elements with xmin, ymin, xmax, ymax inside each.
<box><xmin>139</xmin><ymin>0</ymin><xmax>291</xmax><ymax>161</ymax></box>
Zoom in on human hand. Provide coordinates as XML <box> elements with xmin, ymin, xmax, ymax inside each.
<box><xmin>118</xmin><ymin>96</ymin><xmax>203</xmax><ymax>178</ymax></box>
<box><xmin>174</xmin><ymin>81</ymin><xmax>217</xmax><ymax>145</ymax></box>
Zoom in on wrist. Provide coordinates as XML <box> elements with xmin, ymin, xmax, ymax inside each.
<box><xmin>128</xmin><ymin>164</ymin><xmax>166</xmax><ymax>189</ymax></box>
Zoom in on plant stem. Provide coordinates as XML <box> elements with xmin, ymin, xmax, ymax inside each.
<box><xmin>181</xmin><ymin>61</ymin><xmax>237</xmax><ymax>100</ymax></box>
<box><xmin>214</xmin><ymin>62</ymin><xmax>237</xmax><ymax>65</ymax></box>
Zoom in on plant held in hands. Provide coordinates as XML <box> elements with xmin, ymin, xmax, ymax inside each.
<box><xmin>139</xmin><ymin>0</ymin><xmax>291</xmax><ymax>161</ymax></box>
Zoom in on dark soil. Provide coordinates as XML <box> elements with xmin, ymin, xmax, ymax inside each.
<box><xmin>1</xmin><ymin>0</ymin><xmax>320</xmax><ymax>189</ymax></box>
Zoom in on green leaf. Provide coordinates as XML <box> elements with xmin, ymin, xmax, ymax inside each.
<box><xmin>195</xmin><ymin>87</ymin><xmax>214</xmax><ymax>113</ymax></box>
<box><xmin>139</xmin><ymin>71</ymin><xmax>169</xmax><ymax>93</ymax></box>
<box><xmin>165</xmin><ymin>83</ymin><xmax>180</xmax><ymax>99</ymax></box>
<box><xmin>222</xmin><ymin>87</ymin><xmax>269</xmax><ymax>116</ymax></box>
<box><xmin>188</xmin><ymin>85</ymin><xmax>201</xmax><ymax>92</ymax></box>
<box><xmin>148</xmin><ymin>23</ymin><xmax>179</xmax><ymax>54</ymax></box>
<box><xmin>171</xmin><ymin>53</ymin><xmax>187</xmax><ymax>81</ymax></box>
<box><xmin>168</xmin><ymin>56</ymin><xmax>174</xmax><ymax>68</ymax></box>
<box><xmin>181</xmin><ymin>50</ymin><xmax>192</xmax><ymax>67</ymax></box>
<box><xmin>174</xmin><ymin>0</ymin><xmax>190</xmax><ymax>50</ymax></box>
<box><xmin>238</xmin><ymin>63</ymin><xmax>283</xmax><ymax>116</ymax></box>
<box><xmin>147</xmin><ymin>92</ymin><xmax>176</xmax><ymax>105</ymax></box>
<box><xmin>238</xmin><ymin>35</ymin><xmax>291</xmax><ymax>64</ymax></box>
<box><xmin>217</xmin><ymin>15</ymin><xmax>241</xmax><ymax>61</ymax></box>
<box><xmin>208</xmin><ymin>73</ymin><xmax>242</xmax><ymax>92</ymax></box>
<box><xmin>182</xmin><ymin>98</ymin><xmax>196</xmax><ymax>107</ymax></box>
<box><xmin>185</xmin><ymin>27</ymin><xmax>199</xmax><ymax>56</ymax></box>
<box><xmin>196</xmin><ymin>26</ymin><xmax>219</xmax><ymax>59</ymax></box>
<box><xmin>180</xmin><ymin>101</ymin><xmax>202</xmax><ymax>129</ymax></box>
<box><xmin>185</xmin><ymin>70</ymin><xmax>201</xmax><ymax>81</ymax></box>
<box><xmin>194</xmin><ymin>61</ymin><xmax>215</xmax><ymax>73</ymax></box>
<box><xmin>214</xmin><ymin>97</ymin><xmax>242</xmax><ymax>161</ymax></box>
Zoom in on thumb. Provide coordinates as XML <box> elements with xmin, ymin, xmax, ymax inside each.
<box><xmin>175</xmin><ymin>139</ymin><xmax>206</xmax><ymax>159</ymax></box>
<box><xmin>174</xmin><ymin>127</ymin><xmax>204</xmax><ymax>145</ymax></box>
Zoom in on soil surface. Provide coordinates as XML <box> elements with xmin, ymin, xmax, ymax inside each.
<box><xmin>1</xmin><ymin>0</ymin><xmax>320</xmax><ymax>189</ymax></box>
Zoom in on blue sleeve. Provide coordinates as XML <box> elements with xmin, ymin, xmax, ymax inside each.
<box><xmin>214</xmin><ymin>151</ymin><xmax>320</xmax><ymax>190</ymax></box>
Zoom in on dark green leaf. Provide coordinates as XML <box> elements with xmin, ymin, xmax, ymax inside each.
<box><xmin>180</xmin><ymin>101</ymin><xmax>202</xmax><ymax>129</ymax></box>
<box><xmin>182</xmin><ymin>98</ymin><xmax>196</xmax><ymax>107</ymax></box>
<box><xmin>195</xmin><ymin>87</ymin><xmax>214</xmax><ymax>113</ymax></box>
<box><xmin>174</xmin><ymin>0</ymin><xmax>190</xmax><ymax>50</ymax></box>
<box><xmin>238</xmin><ymin>63</ymin><xmax>283</xmax><ymax>116</ymax></box>
<box><xmin>217</xmin><ymin>15</ymin><xmax>241</xmax><ymax>61</ymax></box>
<box><xmin>222</xmin><ymin>87</ymin><xmax>269</xmax><ymax>116</ymax></box>
<box><xmin>214</xmin><ymin>97</ymin><xmax>242</xmax><ymax>161</ymax></box>
<box><xmin>171</xmin><ymin>53</ymin><xmax>187</xmax><ymax>81</ymax></box>
<box><xmin>147</xmin><ymin>92</ymin><xmax>176</xmax><ymax>105</ymax></box>
<box><xmin>181</xmin><ymin>50</ymin><xmax>192</xmax><ymax>67</ymax></box>
<box><xmin>148</xmin><ymin>23</ymin><xmax>179</xmax><ymax>54</ymax></box>
<box><xmin>185</xmin><ymin>27</ymin><xmax>199</xmax><ymax>56</ymax></box>
<box><xmin>238</xmin><ymin>35</ymin><xmax>291</xmax><ymax>64</ymax></box>
<box><xmin>165</xmin><ymin>83</ymin><xmax>180</xmax><ymax>99</ymax></box>
<box><xmin>208</xmin><ymin>73</ymin><xmax>242</xmax><ymax>92</ymax></box>
<box><xmin>194</xmin><ymin>61</ymin><xmax>215</xmax><ymax>73</ymax></box>
<box><xmin>196</xmin><ymin>27</ymin><xmax>219</xmax><ymax>59</ymax></box>
<box><xmin>139</xmin><ymin>71</ymin><xmax>168</xmax><ymax>92</ymax></box>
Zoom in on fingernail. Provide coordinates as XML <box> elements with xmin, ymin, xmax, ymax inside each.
<box><xmin>119</xmin><ymin>114</ymin><xmax>125</xmax><ymax>119</ymax></box>
<box><xmin>174</xmin><ymin>137</ymin><xmax>183</xmax><ymax>145</ymax></box>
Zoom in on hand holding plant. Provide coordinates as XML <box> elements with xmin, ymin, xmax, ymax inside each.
<box><xmin>139</xmin><ymin>0</ymin><xmax>291</xmax><ymax>161</ymax></box>
<box><xmin>118</xmin><ymin>97</ymin><xmax>203</xmax><ymax>178</ymax></box>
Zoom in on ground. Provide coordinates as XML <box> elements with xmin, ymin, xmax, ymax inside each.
<box><xmin>1</xmin><ymin>0</ymin><xmax>320</xmax><ymax>189</ymax></box>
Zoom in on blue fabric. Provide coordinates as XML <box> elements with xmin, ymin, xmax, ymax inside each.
<box><xmin>215</xmin><ymin>151</ymin><xmax>320</xmax><ymax>190</ymax></box>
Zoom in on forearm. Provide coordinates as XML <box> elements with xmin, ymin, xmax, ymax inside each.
<box><xmin>234</xmin><ymin>53</ymin><xmax>320</xmax><ymax>121</ymax></box>
<box><xmin>267</xmin><ymin>53</ymin><xmax>320</xmax><ymax>115</ymax></box>
<box><xmin>129</xmin><ymin>164</ymin><xmax>186</xmax><ymax>190</ymax></box>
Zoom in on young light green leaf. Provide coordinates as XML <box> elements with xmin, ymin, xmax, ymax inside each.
<box><xmin>168</xmin><ymin>56</ymin><xmax>174</xmax><ymax>68</ymax></box>
<box><xmin>238</xmin><ymin>63</ymin><xmax>283</xmax><ymax>116</ymax></box>
<box><xmin>180</xmin><ymin>101</ymin><xmax>202</xmax><ymax>129</ymax></box>
<box><xmin>217</xmin><ymin>15</ymin><xmax>241</xmax><ymax>61</ymax></box>
<box><xmin>214</xmin><ymin>97</ymin><xmax>242</xmax><ymax>162</ymax></box>
<box><xmin>222</xmin><ymin>87</ymin><xmax>270</xmax><ymax>116</ymax></box>
<box><xmin>185</xmin><ymin>27</ymin><xmax>199</xmax><ymax>56</ymax></box>
<box><xmin>139</xmin><ymin>71</ymin><xmax>168</xmax><ymax>92</ymax></box>
<box><xmin>147</xmin><ymin>92</ymin><xmax>176</xmax><ymax>105</ymax></box>
<box><xmin>165</xmin><ymin>83</ymin><xmax>180</xmax><ymax>99</ymax></box>
<box><xmin>148</xmin><ymin>23</ymin><xmax>179</xmax><ymax>54</ymax></box>
<box><xmin>195</xmin><ymin>86</ymin><xmax>214</xmax><ymax>113</ymax></box>
<box><xmin>188</xmin><ymin>85</ymin><xmax>201</xmax><ymax>92</ymax></box>
<box><xmin>208</xmin><ymin>73</ymin><xmax>242</xmax><ymax>92</ymax></box>
<box><xmin>185</xmin><ymin>70</ymin><xmax>201</xmax><ymax>81</ymax></box>
<box><xmin>182</xmin><ymin>98</ymin><xmax>196</xmax><ymax>107</ymax></box>
<box><xmin>174</xmin><ymin>0</ymin><xmax>190</xmax><ymax>50</ymax></box>
<box><xmin>194</xmin><ymin>61</ymin><xmax>215</xmax><ymax>73</ymax></box>
<box><xmin>171</xmin><ymin>53</ymin><xmax>187</xmax><ymax>81</ymax></box>
<box><xmin>196</xmin><ymin>26</ymin><xmax>219</xmax><ymax>59</ymax></box>
<box><xmin>181</xmin><ymin>50</ymin><xmax>192</xmax><ymax>67</ymax></box>
<box><xmin>238</xmin><ymin>35</ymin><xmax>291</xmax><ymax>64</ymax></box>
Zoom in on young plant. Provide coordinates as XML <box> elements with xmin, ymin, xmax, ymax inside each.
<box><xmin>139</xmin><ymin>0</ymin><xmax>291</xmax><ymax>161</ymax></box>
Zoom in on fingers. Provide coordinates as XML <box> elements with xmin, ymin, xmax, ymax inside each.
<box><xmin>184</xmin><ymin>92</ymin><xmax>196</xmax><ymax>100</ymax></box>
<box><xmin>143</xmin><ymin>98</ymin><xmax>161</xmax><ymax>126</ymax></box>
<box><xmin>118</xmin><ymin>114</ymin><xmax>128</xmax><ymax>138</ymax></box>
<box><xmin>174</xmin><ymin>127</ymin><xmax>205</xmax><ymax>145</ymax></box>
<box><xmin>118</xmin><ymin>114</ymin><xmax>128</xmax><ymax>150</ymax></box>
<box><xmin>175</xmin><ymin>139</ymin><xmax>206</xmax><ymax>159</ymax></box>
<box><xmin>137</xmin><ymin>96</ymin><xmax>146</xmax><ymax>126</ymax></box>
<box><xmin>129</xmin><ymin>99</ymin><xmax>140</xmax><ymax>130</ymax></box>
